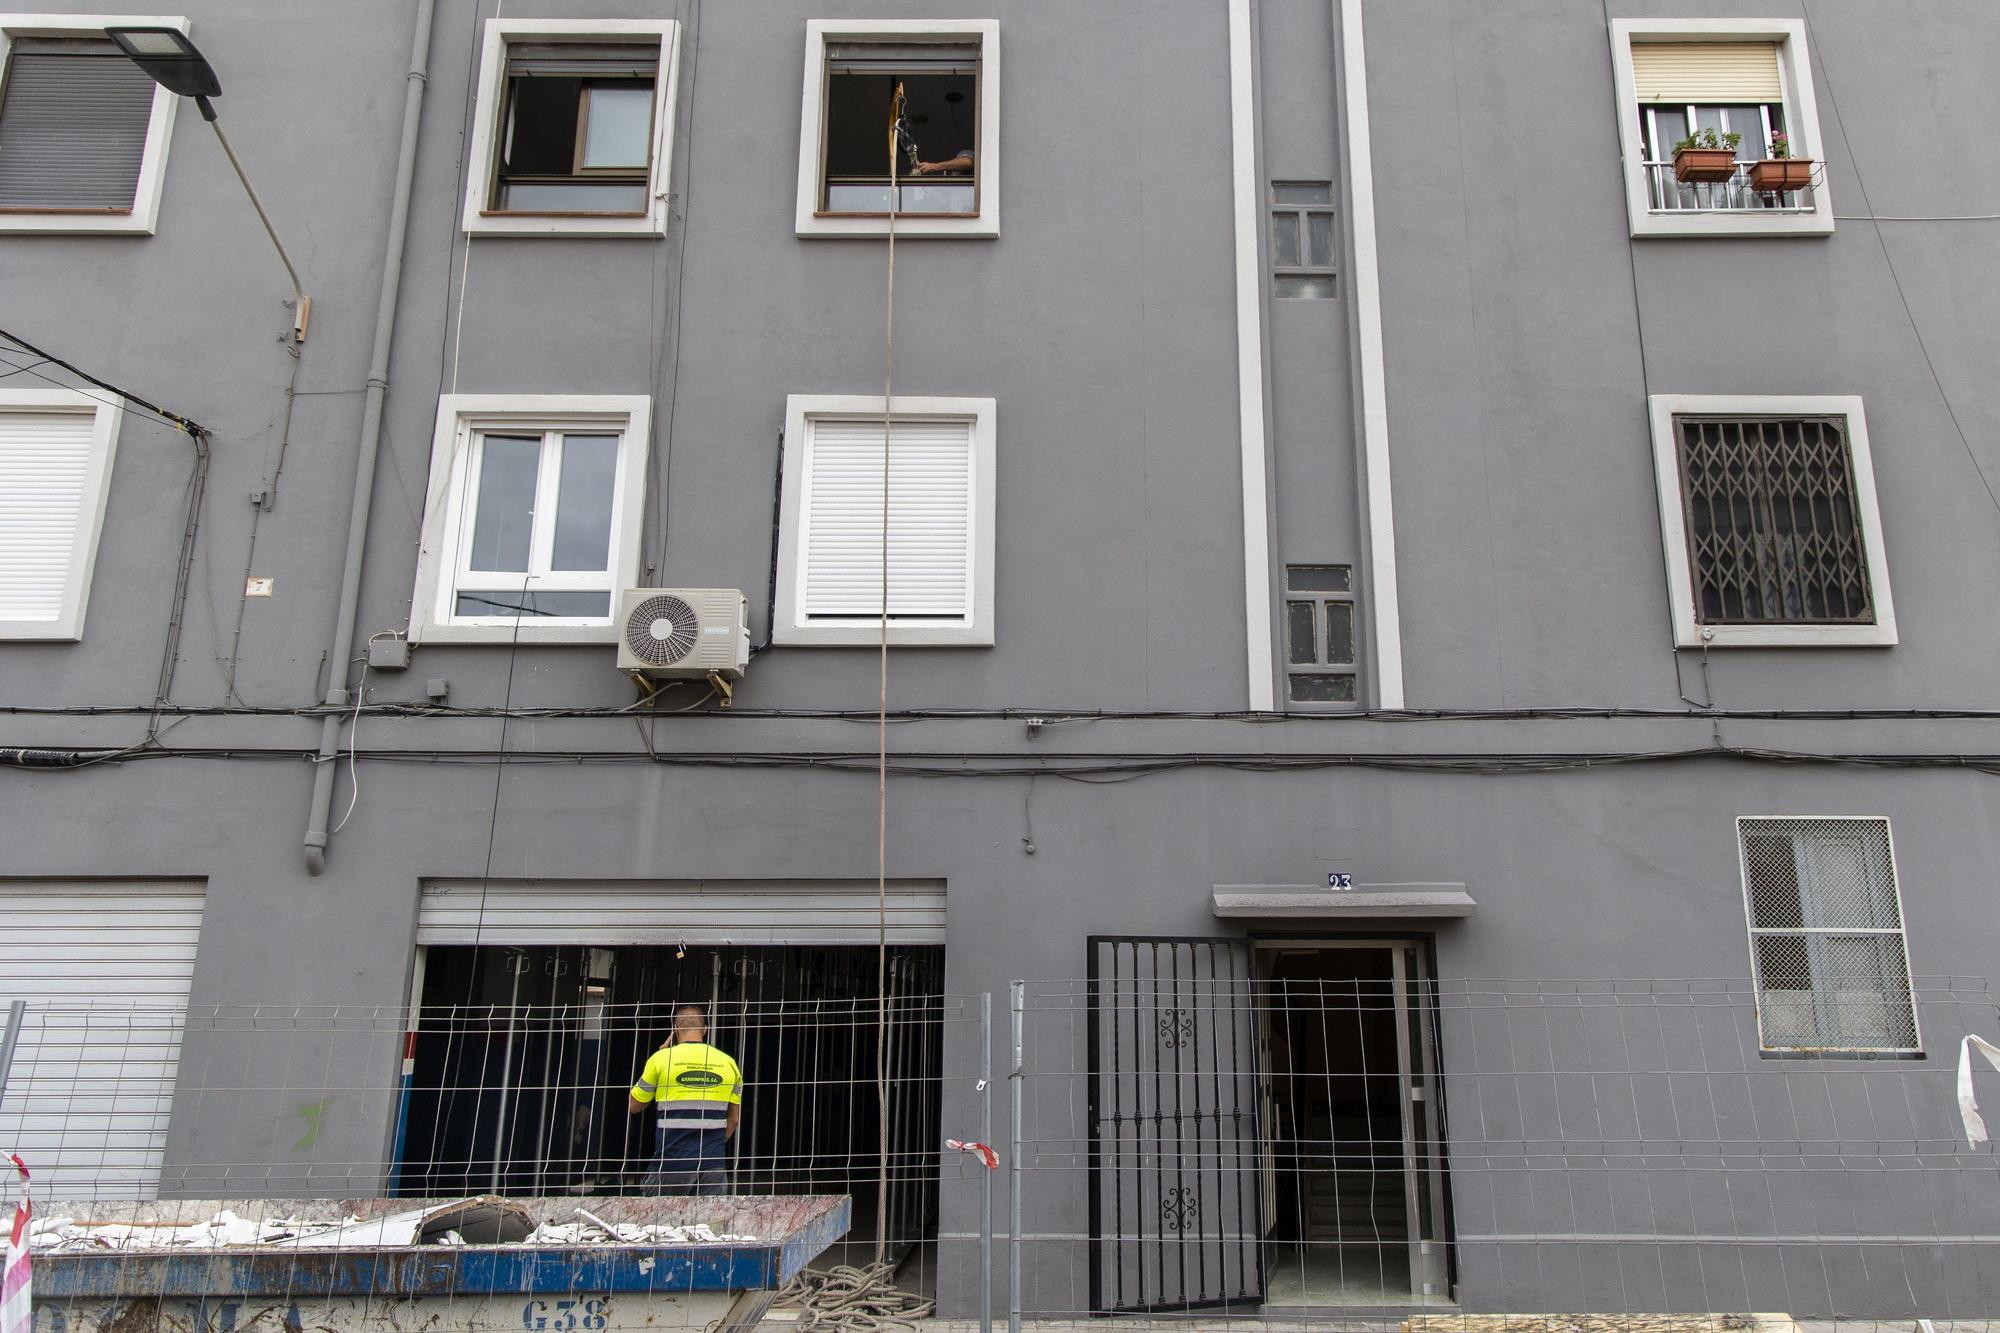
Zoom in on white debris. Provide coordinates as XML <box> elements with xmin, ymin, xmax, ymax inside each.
<box><xmin>28</xmin><ymin>1204</ymin><xmax>756</xmax><ymax>1253</ymax></box>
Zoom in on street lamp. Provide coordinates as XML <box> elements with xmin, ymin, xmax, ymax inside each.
<box><xmin>106</xmin><ymin>26</ymin><xmax>311</xmax><ymax>342</ymax></box>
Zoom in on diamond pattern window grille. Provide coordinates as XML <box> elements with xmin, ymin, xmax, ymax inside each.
<box><xmin>1739</xmin><ymin>817</ymin><xmax>1917</xmax><ymax>1053</ymax></box>
<box><xmin>1676</xmin><ymin>416</ymin><xmax>1874</xmax><ymax>625</ymax></box>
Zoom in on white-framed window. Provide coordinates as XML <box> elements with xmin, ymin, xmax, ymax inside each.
<box><xmin>460</xmin><ymin>19</ymin><xmax>681</xmax><ymax>238</ymax></box>
<box><xmin>793</xmin><ymin>19</ymin><xmax>999</xmax><ymax>240</ymax></box>
<box><xmin>410</xmin><ymin>395</ymin><xmax>651</xmax><ymax>645</ymax></box>
<box><xmin>0</xmin><ymin>13</ymin><xmax>187</xmax><ymax>235</ymax></box>
<box><xmin>775</xmin><ymin>394</ymin><xmax>996</xmax><ymax>646</ymax></box>
<box><xmin>1609</xmin><ymin>19</ymin><xmax>1833</xmax><ymax>238</ymax></box>
<box><xmin>0</xmin><ymin>387</ymin><xmax>122</xmax><ymax>640</ymax></box>
<box><xmin>1737</xmin><ymin>816</ymin><xmax>1919</xmax><ymax>1055</ymax></box>
<box><xmin>1648</xmin><ymin>394</ymin><xmax>1895</xmax><ymax>648</ymax></box>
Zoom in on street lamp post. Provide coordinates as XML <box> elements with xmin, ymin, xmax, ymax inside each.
<box><xmin>106</xmin><ymin>27</ymin><xmax>311</xmax><ymax>343</ymax></box>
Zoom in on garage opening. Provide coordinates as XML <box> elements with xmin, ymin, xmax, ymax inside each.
<box><xmin>395</xmin><ymin>941</ymin><xmax>945</xmax><ymax>1272</ymax></box>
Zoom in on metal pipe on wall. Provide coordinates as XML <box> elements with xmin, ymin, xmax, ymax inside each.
<box><xmin>1008</xmin><ymin>981</ymin><xmax>1023</xmax><ymax>1333</ymax></box>
<box><xmin>302</xmin><ymin>0</ymin><xmax>435</xmax><ymax>874</ymax></box>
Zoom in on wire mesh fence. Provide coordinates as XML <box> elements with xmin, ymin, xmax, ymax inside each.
<box><xmin>1009</xmin><ymin>946</ymin><xmax>2000</xmax><ymax>1328</ymax></box>
<box><xmin>0</xmin><ymin>990</ymin><xmax>995</xmax><ymax>1331</ymax></box>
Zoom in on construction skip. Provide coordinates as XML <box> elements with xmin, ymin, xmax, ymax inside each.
<box><xmin>26</xmin><ymin>1194</ymin><xmax>849</xmax><ymax>1332</ymax></box>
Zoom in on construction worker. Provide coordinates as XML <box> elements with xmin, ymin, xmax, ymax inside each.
<box><xmin>628</xmin><ymin>1005</ymin><xmax>742</xmax><ymax>1196</ymax></box>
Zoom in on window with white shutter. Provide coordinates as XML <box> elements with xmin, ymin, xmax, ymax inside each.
<box><xmin>777</xmin><ymin>395</ymin><xmax>996</xmax><ymax>646</ymax></box>
<box><xmin>0</xmin><ymin>390</ymin><xmax>123</xmax><ymax>641</ymax></box>
<box><xmin>0</xmin><ymin>17</ymin><xmax>187</xmax><ymax>235</ymax></box>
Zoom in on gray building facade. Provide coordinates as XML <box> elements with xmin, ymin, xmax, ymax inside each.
<box><xmin>2</xmin><ymin>0</ymin><xmax>1997</xmax><ymax>1321</ymax></box>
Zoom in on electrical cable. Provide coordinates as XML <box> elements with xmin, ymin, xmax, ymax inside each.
<box><xmin>330</xmin><ymin>661</ymin><xmax>367</xmax><ymax>834</ymax></box>
<box><xmin>0</xmin><ymin>326</ymin><xmax>209</xmax><ymax>438</ymax></box>
<box><xmin>1801</xmin><ymin>0</ymin><xmax>2000</xmax><ymax>525</ymax></box>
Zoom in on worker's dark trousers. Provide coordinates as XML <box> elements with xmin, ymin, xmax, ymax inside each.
<box><xmin>646</xmin><ymin>1161</ymin><xmax>728</xmax><ymax>1196</ymax></box>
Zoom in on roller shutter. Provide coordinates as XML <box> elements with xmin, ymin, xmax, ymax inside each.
<box><xmin>0</xmin><ymin>881</ymin><xmax>206</xmax><ymax>1199</ymax></box>
<box><xmin>417</xmin><ymin>879</ymin><xmax>947</xmax><ymax>946</ymax></box>
<box><xmin>1632</xmin><ymin>42</ymin><xmax>1783</xmax><ymax>102</ymax></box>
<box><xmin>0</xmin><ymin>39</ymin><xmax>156</xmax><ymax>209</ymax></box>
<box><xmin>799</xmin><ymin>417</ymin><xmax>975</xmax><ymax>622</ymax></box>
<box><xmin>0</xmin><ymin>410</ymin><xmax>100</xmax><ymax>627</ymax></box>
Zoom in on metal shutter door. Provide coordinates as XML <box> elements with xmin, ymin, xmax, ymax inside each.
<box><xmin>0</xmin><ymin>411</ymin><xmax>95</xmax><ymax>624</ymax></box>
<box><xmin>1631</xmin><ymin>42</ymin><xmax>1783</xmax><ymax>102</ymax></box>
<box><xmin>0</xmin><ymin>47</ymin><xmax>156</xmax><ymax>208</ymax></box>
<box><xmin>417</xmin><ymin>879</ymin><xmax>947</xmax><ymax>946</ymax></box>
<box><xmin>800</xmin><ymin>417</ymin><xmax>974</xmax><ymax>620</ymax></box>
<box><xmin>0</xmin><ymin>882</ymin><xmax>206</xmax><ymax>1200</ymax></box>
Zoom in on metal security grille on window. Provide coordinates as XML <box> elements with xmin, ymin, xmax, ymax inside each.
<box><xmin>1740</xmin><ymin>817</ymin><xmax>1916</xmax><ymax>1052</ymax></box>
<box><xmin>1677</xmin><ymin>416</ymin><xmax>1874</xmax><ymax>625</ymax></box>
<box><xmin>0</xmin><ymin>38</ymin><xmax>155</xmax><ymax>209</ymax></box>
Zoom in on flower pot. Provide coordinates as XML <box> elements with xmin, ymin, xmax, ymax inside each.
<box><xmin>1748</xmin><ymin>158</ymin><xmax>1814</xmax><ymax>192</ymax></box>
<box><xmin>1672</xmin><ymin>146</ymin><xmax>1741</xmax><ymax>184</ymax></box>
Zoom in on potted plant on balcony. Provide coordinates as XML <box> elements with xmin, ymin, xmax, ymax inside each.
<box><xmin>1748</xmin><ymin>133</ymin><xmax>1814</xmax><ymax>192</ymax></box>
<box><xmin>1671</xmin><ymin>127</ymin><xmax>1742</xmax><ymax>183</ymax></box>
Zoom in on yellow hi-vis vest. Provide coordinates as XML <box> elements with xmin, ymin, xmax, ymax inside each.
<box><xmin>631</xmin><ymin>1041</ymin><xmax>742</xmax><ymax>1141</ymax></box>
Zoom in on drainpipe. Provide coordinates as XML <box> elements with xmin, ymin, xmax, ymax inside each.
<box><xmin>303</xmin><ymin>0</ymin><xmax>434</xmax><ymax>875</ymax></box>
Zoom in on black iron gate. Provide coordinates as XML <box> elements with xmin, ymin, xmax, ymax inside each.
<box><xmin>1087</xmin><ymin>937</ymin><xmax>1263</xmax><ymax>1313</ymax></box>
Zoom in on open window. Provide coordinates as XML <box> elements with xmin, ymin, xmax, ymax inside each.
<box><xmin>795</xmin><ymin>21</ymin><xmax>999</xmax><ymax>239</ymax></box>
<box><xmin>462</xmin><ymin>20</ymin><xmax>680</xmax><ymax>237</ymax></box>
<box><xmin>0</xmin><ymin>15</ymin><xmax>188</xmax><ymax>235</ymax></box>
<box><xmin>410</xmin><ymin>395</ymin><xmax>652</xmax><ymax>644</ymax></box>
<box><xmin>1610</xmin><ymin>20</ymin><xmax>1833</xmax><ymax>237</ymax></box>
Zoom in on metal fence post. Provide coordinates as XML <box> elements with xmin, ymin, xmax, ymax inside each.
<box><xmin>0</xmin><ymin>999</ymin><xmax>23</xmax><ymax>1112</ymax></box>
<box><xmin>1008</xmin><ymin>981</ymin><xmax>1024</xmax><ymax>1333</ymax></box>
<box><xmin>980</xmin><ymin>990</ymin><xmax>993</xmax><ymax>1333</ymax></box>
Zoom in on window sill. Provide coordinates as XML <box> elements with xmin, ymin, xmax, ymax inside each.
<box><xmin>775</xmin><ymin>622</ymin><xmax>993</xmax><ymax>647</ymax></box>
<box><xmin>1630</xmin><ymin>206</ymin><xmax>1833</xmax><ymax>239</ymax></box>
<box><xmin>796</xmin><ymin>212</ymin><xmax>998</xmax><ymax>240</ymax></box>
<box><xmin>1679</xmin><ymin>623</ymin><xmax>1896</xmax><ymax>648</ymax></box>
<box><xmin>411</xmin><ymin>621</ymin><xmax>619</xmax><ymax>647</ymax></box>
<box><xmin>0</xmin><ymin>210</ymin><xmax>152</xmax><ymax>236</ymax></box>
<box><xmin>463</xmin><ymin>212</ymin><xmax>665</xmax><ymax>238</ymax></box>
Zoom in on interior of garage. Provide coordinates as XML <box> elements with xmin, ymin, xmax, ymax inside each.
<box><xmin>395</xmin><ymin>942</ymin><xmax>945</xmax><ymax>1274</ymax></box>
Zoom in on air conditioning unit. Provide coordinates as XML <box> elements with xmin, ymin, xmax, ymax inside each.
<box><xmin>617</xmin><ymin>588</ymin><xmax>750</xmax><ymax>679</ymax></box>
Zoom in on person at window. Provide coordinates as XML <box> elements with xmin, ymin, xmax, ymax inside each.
<box><xmin>628</xmin><ymin>1006</ymin><xmax>742</xmax><ymax>1196</ymax></box>
<box><xmin>914</xmin><ymin>147</ymin><xmax>973</xmax><ymax>175</ymax></box>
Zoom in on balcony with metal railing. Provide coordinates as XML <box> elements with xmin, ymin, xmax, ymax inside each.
<box><xmin>1643</xmin><ymin>159</ymin><xmax>1816</xmax><ymax>213</ymax></box>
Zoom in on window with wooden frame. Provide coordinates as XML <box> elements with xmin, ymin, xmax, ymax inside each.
<box><xmin>410</xmin><ymin>396</ymin><xmax>652</xmax><ymax>645</ymax></box>
<box><xmin>0</xmin><ymin>15</ymin><xmax>188</xmax><ymax>235</ymax></box>
<box><xmin>795</xmin><ymin>21</ymin><xmax>999</xmax><ymax>239</ymax></box>
<box><xmin>461</xmin><ymin>20</ymin><xmax>680</xmax><ymax>237</ymax></box>
<box><xmin>1283</xmin><ymin>565</ymin><xmax>1357</xmax><ymax>705</ymax></box>
<box><xmin>1648</xmin><ymin>395</ymin><xmax>1895</xmax><ymax>648</ymax></box>
<box><xmin>1738</xmin><ymin>817</ymin><xmax>1919</xmax><ymax>1055</ymax></box>
<box><xmin>1609</xmin><ymin>19</ymin><xmax>1833</xmax><ymax>237</ymax></box>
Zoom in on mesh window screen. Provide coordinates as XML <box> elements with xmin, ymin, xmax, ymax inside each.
<box><xmin>1676</xmin><ymin>417</ymin><xmax>1875</xmax><ymax>625</ymax></box>
<box><xmin>1739</xmin><ymin>817</ymin><xmax>1916</xmax><ymax>1052</ymax></box>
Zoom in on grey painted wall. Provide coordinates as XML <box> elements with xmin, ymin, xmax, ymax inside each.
<box><xmin>2</xmin><ymin>0</ymin><xmax>1997</xmax><ymax>1317</ymax></box>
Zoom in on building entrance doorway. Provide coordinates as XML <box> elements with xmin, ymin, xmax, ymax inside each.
<box><xmin>1085</xmin><ymin>937</ymin><xmax>1449</xmax><ymax>1315</ymax></box>
<box><xmin>1256</xmin><ymin>939</ymin><xmax>1450</xmax><ymax>1308</ymax></box>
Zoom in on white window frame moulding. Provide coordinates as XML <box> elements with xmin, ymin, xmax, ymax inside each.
<box><xmin>1734</xmin><ymin>814</ymin><xmax>1921</xmax><ymax>1057</ymax></box>
<box><xmin>775</xmin><ymin>393</ymin><xmax>996</xmax><ymax>647</ymax></box>
<box><xmin>409</xmin><ymin>393</ymin><xmax>652</xmax><ymax>645</ymax></box>
<box><xmin>0</xmin><ymin>387</ymin><xmax>122</xmax><ymax>640</ymax></box>
<box><xmin>0</xmin><ymin>13</ymin><xmax>187</xmax><ymax>235</ymax></box>
<box><xmin>460</xmin><ymin>18</ymin><xmax>682</xmax><ymax>238</ymax></box>
<box><xmin>1648</xmin><ymin>393</ymin><xmax>1895</xmax><ymax>648</ymax></box>
<box><xmin>1609</xmin><ymin>18</ymin><xmax>1833</xmax><ymax>239</ymax></box>
<box><xmin>793</xmin><ymin>18</ymin><xmax>1000</xmax><ymax>240</ymax></box>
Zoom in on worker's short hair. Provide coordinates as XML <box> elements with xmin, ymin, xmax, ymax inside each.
<box><xmin>674</xmin><ymin>1005</ymin><xmax>707</xmax><ymax>1030</ymax></box>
